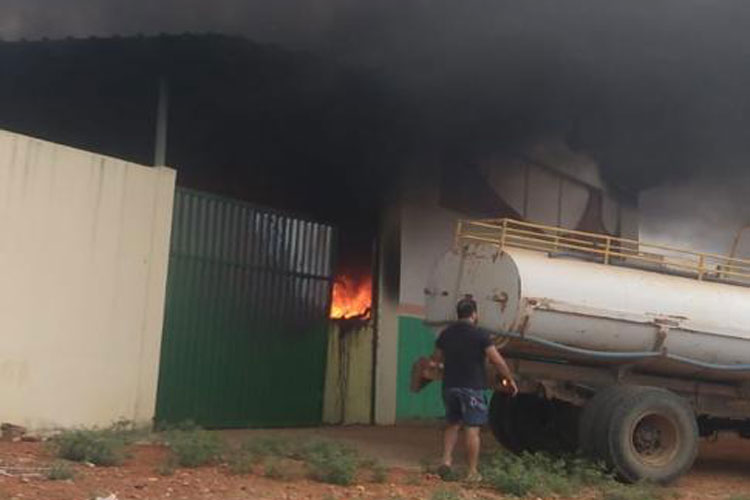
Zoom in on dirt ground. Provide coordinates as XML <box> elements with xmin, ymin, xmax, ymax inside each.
<box><xmin>1</xmin><ymin>423</ymin><xmax>750</xmax><ymax>500</ymax></box>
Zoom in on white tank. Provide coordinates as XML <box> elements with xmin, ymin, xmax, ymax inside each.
<box><xmin>424</xmin><ymin>244</ymin><xmax>750</xmax><ymax>371</ymax></box>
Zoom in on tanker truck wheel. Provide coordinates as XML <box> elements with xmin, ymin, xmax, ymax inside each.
<box><xmin>488</xmin><ymin>391</ymin><xmax>513</xmax><ymax>450</ymax></box>
<box><xmin>580</xmin><ymin>385</ymin><xmax>641</xmax><ymax>462</ymax></box>
<box><xmin>578</xmin><ymin>386</ymin><xmax>627</xmax><ymax>458</ymax></box>
<box><xmin>490</xmin><ymin>392</ymin><xmax>578</xmax><ymax>454</ymax></box>
<box><xmin>604</xmin><ymin>387</ymin><xmax>698</xmax><ymax>484</ymax></box>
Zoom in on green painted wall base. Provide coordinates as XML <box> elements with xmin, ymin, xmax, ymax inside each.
<box><xmin>396</xmin><ymin>316</ymin><xmax>444</xmax><ymax>420</ymax></box>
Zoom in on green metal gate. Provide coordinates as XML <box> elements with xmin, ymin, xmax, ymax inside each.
<box><xmin>155</xmin><ymin>189</ymin><xmax>335</xmax><ymax>428</ymax></box>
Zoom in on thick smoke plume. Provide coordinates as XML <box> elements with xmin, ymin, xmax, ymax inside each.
<box><xmin>5</xmin><ymin>1</ymin><xmax>750</xmax><ymax>190</ymax></box>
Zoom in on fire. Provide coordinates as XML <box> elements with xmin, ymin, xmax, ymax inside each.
<box><xmin>330</xmin><ymin>275</ymin><xmax>372</xmax><ymax>319</ymax></box>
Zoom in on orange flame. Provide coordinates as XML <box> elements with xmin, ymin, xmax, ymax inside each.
<box><xmin>330</xmin><ymin>276</ymin><xmax>372</xmax><ymax>320</ymax></box>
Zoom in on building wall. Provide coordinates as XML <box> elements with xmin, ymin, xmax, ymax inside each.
<box><xmin>323</xmin><ymin>322</ymin><xmax>373</xmax><ymax>425</ymax></box>
<box><xmin>0</xmin><ymin>130</ymin><xmax>176</xmax><ymax>429</ymax></box>
<box><xmin>374</xmin><ymin>201</ymin><xmax>401</xmax><ymax>425</ymax></box>
<box><xmin>640</xmin><ymin>172</ymin><xmax>750</xmax><ymax>258</ymax></box>
<box><xmin>396</xmin><ymin>180</ymin><xmax>456</xmax><ymax>420</ymax></box>
<box><xmin>389</xmin><ymin>142</ymin><xmax>635</xmax><ymax>421</ymax></box>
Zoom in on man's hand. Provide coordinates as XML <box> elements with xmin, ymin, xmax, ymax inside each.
<box><xmin>486</xmin><ymin>345</ymin><xmax>518</xmax><ymax>397</ymax></box>
<box><xmin>501</xmin><ymin>377</ymin><xmax>519</xmax><ymax>397</ymax></box>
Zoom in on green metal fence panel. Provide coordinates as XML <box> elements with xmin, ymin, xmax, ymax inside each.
<box><xmin>156</xmin><ymin>189</ymin><xmax>335</xmax><ymax>428</ymax></box>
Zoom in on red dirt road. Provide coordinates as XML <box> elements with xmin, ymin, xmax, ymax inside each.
<box><xmin>678</xmin><ymin>436</ymin><xmax>750</xmax><ymax>499</ymax></box>
<box><xmin>1</xmin><ymin>425</ymin><xmax>750</xmax><ymax>499</ymax></box>
<box><xmin>0</xmin><ymin>440</ymin><xmax>471</xmax><ymax>500</ymax></box>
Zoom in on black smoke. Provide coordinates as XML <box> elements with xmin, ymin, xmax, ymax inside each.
<box><xmin>311</xmin><ymin>0</ymin><xmax>750</xmax><ymax>191</ymax></box>
<box><xmin>7</xmin><ymin>1</ymin><xmax>750</xmax><ymax>190</ymax></box>
<box><xmin>6</xmin><ymin>1</ymin><xmax>750</xmax><ymax>191</ymax></box>
<box><xmin>0</xmin><ymin>34</ymin><xmax>407</xmax><ymax>276</ymax></box>
<box><xmin>0</xmin><ymin>35</ymin><xmax>404</xmax><ymax>219</ymax></box>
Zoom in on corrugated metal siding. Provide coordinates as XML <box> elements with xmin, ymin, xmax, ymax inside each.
<box><xmin>156</xmin><ymin>189</ymin><xmax>335</xmax><ymax>428</ymax></box>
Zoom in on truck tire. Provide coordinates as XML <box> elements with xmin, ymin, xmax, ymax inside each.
<box><xmin>606</xmin><ymin>388</ymin><xmax>698</xmax><ymax>484</ymax></box>
<box><xmin>555</xmin><ymin>400</ymin><xmax>581</xmax><ymax>452</ymax></box>
<box><xmin>492</xmin><ymin>393</ymin><xmax>578</xmax><ymax>454</ymax></box>
<box><xmin>489</xmin><ymin>392</ymin><xmax>513</xmax><ymax>451</ymax></box>
<box><xmin>591</xmin><ymin>386</ymin><xmax>643</xmax><ymax>465</ymax></box>
<box><xmin>578</xmin><ymin>385</ymin><xmax>630</xmax><ymax>458</ymax></box>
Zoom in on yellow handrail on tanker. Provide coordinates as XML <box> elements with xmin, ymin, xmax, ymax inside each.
<box><xmin>455</xmin><ymin>218</ymin><xmax>750</xmax><ymax>284</ymax></box>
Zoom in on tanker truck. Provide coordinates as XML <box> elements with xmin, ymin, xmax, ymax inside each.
<box><xmin>422</xmin><ymin>218</ymin><xmax>750</xmax><ymax>484</ymax></box>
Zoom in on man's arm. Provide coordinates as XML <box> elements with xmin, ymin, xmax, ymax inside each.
<box><xmin>485</xmin><ymin>344</ymin><xmax>519</xmax><ymax>396</ymax></box>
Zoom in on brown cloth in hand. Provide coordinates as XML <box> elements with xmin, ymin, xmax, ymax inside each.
<box><xmin>410</xmin><ymin>357</ymin><xmax>513</xmax><ymax>393</ymax></box>
<box><xmin>410</xmin><ymin>356</ymin><xmax>443</xmax><ymax>393</ymax></box>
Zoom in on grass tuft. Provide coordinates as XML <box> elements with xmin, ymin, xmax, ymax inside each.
<box><xmin>301</xmin><ymin>440</ymin><xmax>359</xmax><ymax>486</ymax></box>
<box><xmin>480</xmin><ymin>450</ymin><xmax>674</xmax><ymax>500</ymax></box>
<box><xmin>46</xmin><ymin>461</ymin><xmax>75</xmax><ymax>481</ymax></box>
<box><xmin>231</xmin><ymin>436</ymin><xmax>365</xmax><ymax>486</ymax></box>
<box><xmin>155</xmin><ymin>456</ymin><xmax>177</xmax><ymax>476</ymax></box>
<box><xmin>371</xmin><ymin>462</ymin><xmax>388</xmax><ymax>483</ymax></box>
<box><xmin>241</xmin><ymin>436</ymin><xmax>296</xmax><ymax>458</ymax></box>
<box><xmin>49</xmin><ymin>421</ymin><xmax>141</xmax><ymax>466</ymax></box>
<box><xmin>431</xmin><ymin>489</ymin><xmax>463</xmax><ymax>500</ymax></box>
<box><xmin>263</xmin><ymin>457</ymin><xmax>294</xmax><ymax>481</ymax></box>
<box><xmin>162</xmin><ymin>425</ymin><xmax>225</xmax><ymax>468</ymax></box>
<box><xmin>481</xmin><ymin>451</ymin><xmax>609</xmax><ymax>497</ymax></box>
<box><xmin>227</xmin><ymin>448</ymin><xmax>257</xmax><ymax>475</ymax></box>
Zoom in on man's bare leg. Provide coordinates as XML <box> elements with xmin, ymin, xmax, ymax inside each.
<box><xmin>465</xmin><ymin>426</ymin><xmax>481</xmax><ymax>476</ymax></box>
<box><xmin>442</xmin><ymin>423</ymin><xmax>461</xmax><ymax>467</ymax></box>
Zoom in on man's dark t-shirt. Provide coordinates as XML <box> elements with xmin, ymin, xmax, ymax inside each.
<box><xmin>436</xmin><ymin>322</ymin><xmax>493</xmax><ymax>389</ymax></box>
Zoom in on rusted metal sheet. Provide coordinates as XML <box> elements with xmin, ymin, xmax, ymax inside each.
<box><xmin>156</xmin><ymin>189</ymin><xmax>335</xmax><ymax>428</ymax></box>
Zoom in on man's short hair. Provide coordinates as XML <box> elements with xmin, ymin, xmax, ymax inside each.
<box><xmin>456</xmin><ymin>297</ymin><xmax>477</xmax><ymax>319</ymax></box>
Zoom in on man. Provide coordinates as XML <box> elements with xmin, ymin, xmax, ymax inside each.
<box><xmin>432</xmin><ymin>297</ymin><xmax>518</xmax><ymax>481</ymax></box>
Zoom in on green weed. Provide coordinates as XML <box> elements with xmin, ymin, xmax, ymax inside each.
<box><xmin>431</xmin><ymin>489</ymin><xmax>463</xmax><ymax>500</ymax></box>
<box><xmin>226</xmin><ymin>436</ymin><xmax>297</xmax><ymax>475</ymax></box>
<box><xmin>481</xmin><ymin>451</ymin><xmax>609</xmax><ymax>497</ymax></box>
<box><xmin>163</xmin><ymin>427</ymin><xmax>225</xmax><ymax>467</ymax></box>
<box><xmin>49</xmin><ymin>422</ymin><xmax>140</xmax><ymax>466</ymax></box>
<box><xmin>227</xmin><ymin>448</ymin><xmax>257</xmax><ymax>475</ymax></box>
<box><xmin>369</xmin><ymin>462</ymin><xmax>388</xmax><ymax>483</ymax></box>
<box><xmin>237</xmin><ymin>437</ymin><xmax>362</xmax><ymax>485</ymax></box>
<box><xmin>480</xmin><ymin>450</ymin><xmax>673</xmax><ymax>500</ymax></box>
<box><xmin>229</xmin><ymin>435</ymin><xmax>379</xmax><ymax>486</ymax></box>
<box><xmin>263</xmin><ymin>457</ymin><xmax>294</xmax><ymax>481</ymax></box>
<box><xmin>155</xmin><ymin>457</ymin><xmax>177</xmax><ymax>476</ymax></box>
<box><xmin>240</xmin><ymin>435</ymin><xmax>296</xmax><ymax>458</ymax></box>
<box><xmin>46</xmin><ymin>461</ymin><xmax>75</xmax><ymax>480</ymax></box>
<box><xmin>301</xmin><ymin>440</ymin><xmax>359</xmax><ymax>486</ymax></box>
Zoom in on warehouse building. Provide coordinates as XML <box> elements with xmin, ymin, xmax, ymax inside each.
<box><xmin>1</xmin><ymin>128</ymin><xmax>747</xmax><ymax>430</ymax></box>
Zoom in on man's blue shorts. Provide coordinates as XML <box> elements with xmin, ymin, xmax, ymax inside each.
<box><xmin>443</xmin><ymin>387</ymin><xmax>488</xmax><ymax>427</ymax></box>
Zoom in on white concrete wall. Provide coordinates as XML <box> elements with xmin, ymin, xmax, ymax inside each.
<box><xmin>0</xmin><ymin>130</ymin><xmax>176</xmax><ymax>429</ymax></box>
